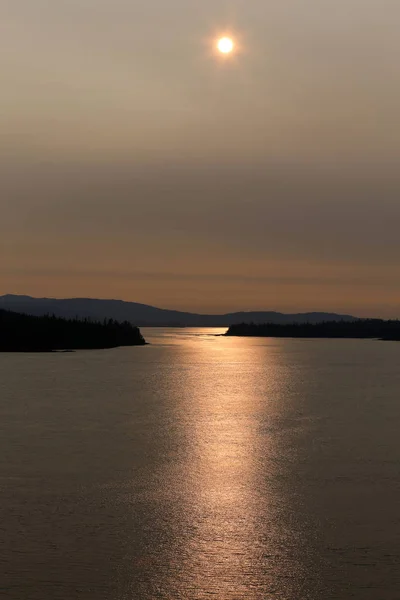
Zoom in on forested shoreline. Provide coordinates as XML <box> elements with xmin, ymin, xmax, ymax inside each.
<box><xmin>226</xmin><ymin>320</ymin><xmax>400</xmax><ymax>340</ymax></box>
<box><xmin>0</xmin><ymin>309</ymin><xmax>146</xmax><ymax>351</ymax></box>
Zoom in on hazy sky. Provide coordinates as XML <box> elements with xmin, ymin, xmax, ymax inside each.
<box><xmin>2</xmin><ymin>0</ymin><xmax>400</xmax><ymax>316</ymax></box>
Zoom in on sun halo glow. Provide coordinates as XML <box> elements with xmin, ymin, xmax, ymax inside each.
<box><xmin>217</xmin><ymin>37</ymin><xmax>234</xmax><ymax>54</ymax></box>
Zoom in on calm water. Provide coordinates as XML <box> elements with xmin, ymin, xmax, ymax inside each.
<box><xmin>1</xmin><ymin>328</ymin><xmax>400</xmax><ymax>599</ymax></box>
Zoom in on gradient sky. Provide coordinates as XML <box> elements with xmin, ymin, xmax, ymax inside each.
<box><xmin>2</xmin><ymin>0</ymin><xmax>400</xmax><ymax>316</ymax></box>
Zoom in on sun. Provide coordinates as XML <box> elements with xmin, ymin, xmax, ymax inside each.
<box><xmin>217</xmin><ymin>37</ymin><xmax>234</xmax><ymax>54</ymax></box>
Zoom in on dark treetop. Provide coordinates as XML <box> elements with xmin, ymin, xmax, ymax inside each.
<box><xmin>226</xmin><ymin>320</ymin><xmax>400</xmax><ymax>340</ymax></box>
<box><xmin>0</xmin><ymin>309</ymin><xmax>146</xmax><ymax>351</ymax></box>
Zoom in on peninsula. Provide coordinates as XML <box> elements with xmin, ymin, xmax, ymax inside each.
<box><xmin>0</xmin><ymin>309</ymin><xmax>146</xmax><ymax>351</ymax></box>
<box><xmin>226</xmin><ymin>320</ymin><xmax>400</xmax><ymax>340</ymax></box>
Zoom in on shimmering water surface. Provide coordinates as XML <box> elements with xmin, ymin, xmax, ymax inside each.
<box><xmin>1</xmin><ymin>328</ymin><xmax>400</xmax><ymax>599</ymax></box>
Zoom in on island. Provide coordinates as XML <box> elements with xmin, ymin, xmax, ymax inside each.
<box><xmin>0</xmin><ymin>309</ymin><xmax>146</xmax><ymax>351</ymax></box>
<box><xmin>226</xmin><ymin>320</ymin><xmax>400</xmax><ymax>340</ymax></box>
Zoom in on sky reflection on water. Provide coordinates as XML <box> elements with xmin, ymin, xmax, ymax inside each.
<box><xmin>1</xmin><ymin>329</ymin><xmax>400</xmax><ymax>599</ymax></box>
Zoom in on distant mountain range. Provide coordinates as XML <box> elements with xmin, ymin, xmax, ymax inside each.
<box><xmin>0</xmin><ymin>295</ymin><xmax>358</xmax><ymax>327</ymax></box>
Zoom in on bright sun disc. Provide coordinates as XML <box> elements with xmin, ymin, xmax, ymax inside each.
<box><xmin>217</xmin><ymin>37</ymin><xmax>234</xmax><ymax>54</ymax></box>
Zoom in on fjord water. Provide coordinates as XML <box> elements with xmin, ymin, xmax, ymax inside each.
<box><xmin>1</xmin><ymin>329</ymin><xmax>400</xmax><ymax>599</ymax></box>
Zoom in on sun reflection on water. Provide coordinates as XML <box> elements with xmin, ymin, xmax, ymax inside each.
<box><xmin>158</xmin><ymin>329</ymin><xmax>304</xmax><ymax>598</ymax></box>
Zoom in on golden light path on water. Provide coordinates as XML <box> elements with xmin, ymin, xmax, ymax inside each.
<box><xmin>147</xmin><ymin>328</ymin><xmax>313</xmax><ymax>599</ymax></box>
<box><xmin>179</xmin><ymin>332</ymin><xmax>274</xmax><ymax>596</ymax></box>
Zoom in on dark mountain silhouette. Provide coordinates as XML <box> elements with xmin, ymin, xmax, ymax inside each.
<box><xmin>0</xmin><ymin>309</ymin><xmax>146</xmax><ymax>351</ymax></box>
<box><xmin>0</xmin><ymin>295</ymin><xmax>358</xmax><ymax>327</ymax></box>
<box><xmin>226</xmin><ymin>320</ymin><xmax>400</xmax><ymax>339</ymax></box>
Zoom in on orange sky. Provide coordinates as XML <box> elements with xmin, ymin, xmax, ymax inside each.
<box><xmin>1</xmin><ymin>1</ymin><xmax>400</xmax><ymax>317</ymax></box>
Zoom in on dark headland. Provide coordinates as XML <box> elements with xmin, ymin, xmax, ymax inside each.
<box><xmin>226</xmin><ymin>320</ymin><xmax>400</xmax><ymax>340</ymax></box>
<box><xmin>0</xmin><ymin>309</ymin><xmax>146</xmax><ymax>352</ymax></box>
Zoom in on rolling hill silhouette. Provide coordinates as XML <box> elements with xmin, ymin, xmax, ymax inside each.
<box><xmin>0</xmin><ymin>295</ymin><xmax>358</xmax><ymax>327</ymax></box>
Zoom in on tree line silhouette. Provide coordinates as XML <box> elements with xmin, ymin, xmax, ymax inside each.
<box><xmin>0</xmin><ymin>309</ymin><xmax>146</xmax><ymax>351</ymax></box>
<box><xmin>226</xmin><ymin>320</ymin><xmax>400</xmax><ymax>340</ymax></box>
